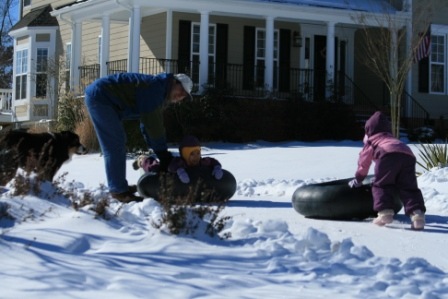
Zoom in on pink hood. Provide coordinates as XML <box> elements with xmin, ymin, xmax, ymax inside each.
<box><xmin>354</xmin><ymin>111</ymin><xmax>414</xmax><ymax>182</ymax></box>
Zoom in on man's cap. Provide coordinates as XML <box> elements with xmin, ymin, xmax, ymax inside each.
<box><xmin>174</xmin><ymin>73</ymin><xmax>193</xmax><ymax>100</ymax></box>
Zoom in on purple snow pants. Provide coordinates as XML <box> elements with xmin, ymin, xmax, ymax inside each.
<box><xmin>372</xmin><ymin>153</ymin><xmax>426</xmax><ymax>215</ymax></box>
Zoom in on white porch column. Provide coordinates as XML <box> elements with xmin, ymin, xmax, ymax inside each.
<box><xmin>28</xmin><ymin>33</ymin><xmax>35</xmax><ymax>120</ymax></box>
<box><xmin>199</xmin><ymin>11</ymin><xmax>210</xmax><ymax>94</ymax></box>
<box><xmin>71</xmin><ymin>21</ymin><xmax>82</xmax><ymax>92</ymax></box>
<box><xmin>326</xmin><ymin>21</ymin><xmax>336</xmax><ymax>98</ymax></box>
<box><xmin>100</xmin><ymin>14</ymin><xmax>110</xmax><ymax>77</ymax></box>
<box><xmin>127</xmin><ymin>5</ymin><xmax>141</xmax><ymax>72</ymax></box>
<box><xmin>165</xmin><ymin>10</ymin><xmax>173</xmax><ymax>73</ymax></box>
<box><xmin>264</xmin><ymin>16</ymin><xmax>274</xmax><ymax>92</ymax></box>
<box><xmin>49</xmin><ymin>30</ymin><xmax>57</xmax><ymax>119</ymax></box>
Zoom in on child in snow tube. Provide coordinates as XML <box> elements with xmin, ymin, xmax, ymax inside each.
<box><xmin>168</xmin><ymin>135</ymin><xmax>223</xmax><ymax>183</ymax></box>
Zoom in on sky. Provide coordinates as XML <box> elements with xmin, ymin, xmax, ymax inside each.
<box><xmin>1</xmin><ymin>139</ymin><xmax>448</xmax><ymax>299</ymax></box>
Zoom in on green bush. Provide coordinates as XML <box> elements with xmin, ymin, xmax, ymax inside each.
<box><xmin>408</xmin><ymin>126</ymin><xmax>436</xmax><ymax>143</ymax></box>
<box><xmin>417</xmin><ymin>141</ymin><xmax>448</xmax><ymax>172</ymax></box>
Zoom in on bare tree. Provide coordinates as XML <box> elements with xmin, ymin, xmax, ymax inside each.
<box><xmin>0</xmin><ymin>0</ymin><xmax>17</xmax><ymax>88</ymax></box>
<box><xmin>353</xmin><ymin>0</ymin><xmax>441</xmax><ymax>137</ymax></box>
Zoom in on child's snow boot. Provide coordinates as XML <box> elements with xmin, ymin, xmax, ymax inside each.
<box><xmin>411</xmin><ymin>210</ymin><xmax>425</xmax><ymax>230</ymax></box>
<box><xmin>373</xmin><ymin>209</ymin><xmax>394</xmax><ymax>226</ymax></box>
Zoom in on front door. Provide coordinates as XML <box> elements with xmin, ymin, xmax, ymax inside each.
<box><xmin>313</xmin><ymin>35</ymin><xmax>339</xmax><ymax>101</ymax></box>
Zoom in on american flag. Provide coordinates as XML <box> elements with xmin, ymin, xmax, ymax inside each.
<box><xmin>414</xmin><ymin>30</ymin><xmax>431</xmax><ymax>63</ymax></box>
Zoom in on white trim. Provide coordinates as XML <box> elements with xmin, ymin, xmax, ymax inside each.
<box><xmin>128</xmin><ymin>5</ymin><xmax>141</xmax><ymax>72</ymax></box>
<box><xmin>165</xmin><ymin>9</ymin><xmax>173</xmax><ymax>64</ymax></box>
<box><xmin>325</xmin><ymin>21</ymin><xmax>336</xmax><ymax>97</ymax></box>
<box><xmin>72</xmin><ymin>21</ymin><xmax>82</xmax><ymax>90</ymax></box>
<box><xmin>100</xmin><ymin>15</ymin><xmax>110</xmax><ymax>77</ymax></box>
<box><xmin>428</xmin><ymin>24</ymin><xmax>448</xmax><ymax>95</ymax></box>
<box><xmin>199</xmin><ymin>11</ymin><xmax>210</xmax><ymax>94</ymax></box>
<box><xmin>264</xmin><ymin>16</ymin><xmax>274</xmax><ymax>92</ymax></box>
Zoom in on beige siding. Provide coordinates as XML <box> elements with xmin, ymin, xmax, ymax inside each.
<box><xmin>15</xmin><ymin>105</ymin><xmax>28</xmax><ymax>117</ymax></box>
<box><xmin>16</xmin><ymin>36</ymin><xmax>29</xmax><ymax>45</ymax></box>
<box><xmin>109</xmin><ymin>24</ymin><xmax>130</xmax><ymax>61</ymax></box>
<box><xmin>140</xmin><ymin>13</ymin><xmax>166</xmax><ymax>59</ymax></box>
<box><xmin>80</xmin><ymin>21</ymin><xmax>102</xmax><ymax>65</ymax></box>
<box><xmin>36</xmin><ymin>33</ymin><xmax>50</xmax><ymax>42</ymax></box>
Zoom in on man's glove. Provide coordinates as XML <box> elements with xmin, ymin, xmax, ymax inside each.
<box><xmin>177</xmin><ymin>168</ymin><xmax>190</xmax><ymax>184</ymax></box>
<box><xmin>155</xmin><ymin>150</ymin><xmax>173</xmax><ymax>172</ymax></box>
<box><xmin>348</xmin><ymin>178</ymin><xmax>363</xmax><ymax>188</ymax></box>
<box><xmin>212</xmin><ymin>165</ymin><xmax>223</xmax><ymax>180</ymax></box>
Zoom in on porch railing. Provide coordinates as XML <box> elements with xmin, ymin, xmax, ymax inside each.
<box><xmin>81</xmin><ymin>58</ymin><xmax>361</xmax><ymax>102</ymax></box>
<box><xmin>79</xmin><ymin>64</ymin><xmax>100</xmax><ymax>93</ymax></box>
<box><xmin>78</xmin><ymin>57</ymin><xmax>429</xmax><ymax>131</ymax></box>
<box><xmin>401</xmin><ymin>91</ymin><xmax>431</xmax><ymax>130</ymax></box>
<box><xmin>0</xmin><ymin>89</ymin><xmax>13</xmax><ymax>112</ymax></box>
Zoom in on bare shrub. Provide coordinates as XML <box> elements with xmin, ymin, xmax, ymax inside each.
<box><xmin>0</xmin><ymin>147</ymin><xmax>19</xmax><ymax>185</ymax></box>
<box><xmin>75</xmin><ymin>105</ymin><xmax>99</xmax><ymax>152</ymax></box>
<box><xmin>56</xmin><ymin>177</ymin><xmax>110</xmax><ymax>219</ymax></box>
<box><xmin>152</xmin><ymin>174</ymin><xmax>231</xmax><ymax>238</ymax></box>
<box><xmin>57</xmin><ymin>92</ymin><xmax>85</xmax><ymax>132</ymax></box>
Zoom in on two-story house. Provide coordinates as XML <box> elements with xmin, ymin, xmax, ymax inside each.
<box><xmin>6</xmin><ymin>0</ymin><xmax>448</xmax><ymax>134</ymax></box>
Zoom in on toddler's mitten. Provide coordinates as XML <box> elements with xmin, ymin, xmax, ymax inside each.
<box><xmin>177</xmin><ymin>168</ymin><xmax>190</xmax><ymax>184</ymax></box>
<box><xmin>212</xmin><ymin>165</ymin><xmax>223</xmax><ymax>180</ymax></box>
<box><xmin>348</xmin><ymin>178</ymin><xmax>362</xmax><ymax>188</ymax></box>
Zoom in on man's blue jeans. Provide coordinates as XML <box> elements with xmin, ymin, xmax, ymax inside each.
<box><xmin>85</xmin><ymin>85</ymin><xmax>129</xmax><ymax>194</ymax></box>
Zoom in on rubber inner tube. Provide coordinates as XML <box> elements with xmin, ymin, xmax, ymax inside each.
<box><xmin>292</xmin><ymin>176</ymin><xmax>403</xmax><ymax>220</ymax></box>
<box><xmin>137</xmin><ymin>166</ymin><xmax>237</xmax><ymax>203</ymax></box>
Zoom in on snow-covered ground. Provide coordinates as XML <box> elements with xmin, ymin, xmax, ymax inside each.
<box><xmin>1</xmin><ymin>140</ymin><xmax>448</xmax><ymax>299</ymax></box>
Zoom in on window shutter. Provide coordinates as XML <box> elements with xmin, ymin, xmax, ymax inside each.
<box><xmin>178</xmin><ymin>20</ymin><xmax>191</xmax><ymax>73</ymax></box>
<box><xmin>279</xmin><ymin>29</ymin><xmax>291</xmax><ymax>92</ymax></box>
<box><xmin>243</xmin><ymin>26</ymin><xmax>255</xmax><ymax>90</ymax></box>
<box><xmin>216</xmin><ymin>23</ymin><xmax>228</xmax><ymax>89</ymax></box>
<box><xmin>418</xmin><ymin>56</ymin><xmax>429</xmax><ymax>93</ymax></box>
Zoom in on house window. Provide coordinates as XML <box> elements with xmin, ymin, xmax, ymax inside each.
<box><xmin>430</xmin><ymin>34</ymin><xmax>445</xmax><ymax>94</ymax></box>
<box><xmin>36</xmin><ymin>48</ymin><xmax>48</xmax><ymax>98</ymax></box>
<box><xmin>23</xmin><ymin>0</ymin><xmax>31</xmax><ymax>7</ymax></box>
<box><xmin>15</xmin><ymin>49</ymin><xmax>28</xmax><ymax>100</ymax></box>
<box><xmin>191</xmin><ymin>23</ymin><xmax>216</xmax><ymax>84</ymax></box>
<box><xmin>255</xmin><ymin>28</ymin><xmax>279</xmax><ymax>88</ymax></box>
<box><xmin>65</xmin><ymin>43</ymin><xmax>71</xmax><ymax>91</ymax></box>
<box><xmin>429</xmin><ymin>25</ymin><xmax>448</xmax><ymax>94</ymax></box>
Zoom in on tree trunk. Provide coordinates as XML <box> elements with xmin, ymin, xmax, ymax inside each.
<box><xmin>390</xmin><ymin>91</ymin><xmax>401</xmax><ymax>138</ymax></box>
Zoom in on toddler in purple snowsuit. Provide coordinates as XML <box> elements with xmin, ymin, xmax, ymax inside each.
<box><xmin>349</xmin><ymin>111</ymin><xmax>426</xmax><ymax>230</ymax></box>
